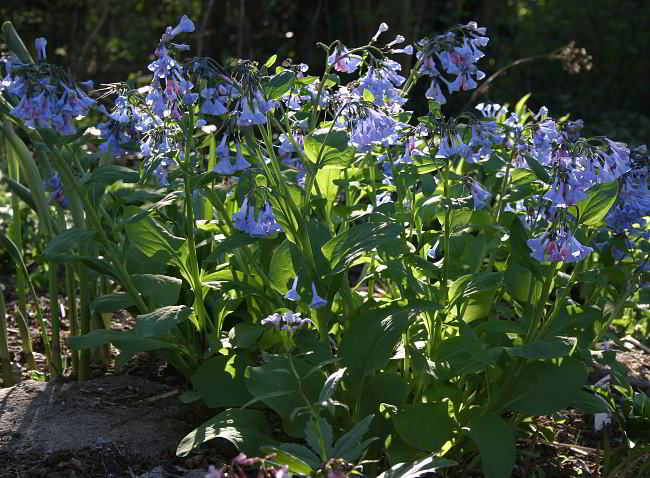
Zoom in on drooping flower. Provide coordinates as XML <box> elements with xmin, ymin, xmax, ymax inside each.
<box><xmin>470</xmin><ymin>180</ymin><xmax>491</xmax><ymax>210</ymax></box>
<box><xmin>35</xmin><ymin>37</ymin><xmax>47</xmax><ymax>61</ymax></box>
<box><xmin>527</xmin><ymin>229</ymin><xmax>592</xmax><ymax>263</ymax></box>
<box><xmin>285</xmin><ymin>275</ymin><xmax>300</xmax><ymax>301</ymax></box>
<box><xmin>309</xmin><ymin>282</ymin><xmax>328</xmax><ymax>309</ymax></box>
<box><xmin>327</xmin><ymin>46</ymin><xmax>362</xmax><ymax>74</ymax></box>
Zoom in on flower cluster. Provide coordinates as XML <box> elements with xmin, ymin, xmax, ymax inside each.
<box><xmin>1</xmin><ymin>38</ymin><xmax>95</xmax><ymax>135</ymax></box>
<box><xmin>416</xmin><ymin>21</ymin><xmax>489</xmax><ymax>104</ymax></box>
<box><xmin>232</xmin><ymin>197</ymin><xmax>283</xmax><ymax>238</ymax></box>
<box><xmin>260</xmin><ymin>311</ymin><xmax>312</xmax><ymax>332</ymax></box>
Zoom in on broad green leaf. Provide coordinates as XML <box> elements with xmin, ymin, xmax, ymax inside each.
<box><xmin>246</xmin><ymin>356</ymin><xmax>325</xmax><ymax>437</ymax></box>
<box><xmin>275</xmin><ymin>444</ymin><xmax>321</xmax><ymax>470</ymax></box>
<box><xmin>322</xmin><ymin>222</ymin><xmax>404</xmax><ymax>273</ymax></box>
<box><xmin>523</xmin><ymin>154</ymin><xmax>551</xmax><ymax>184</ymax></box>
<box><xmin>304</xmin><ymin>128</ymin><xmax>356</xmax><ymax>167</ymax></box>
<box><xmin>570</xmin><ymin>391</ymin><xmax>611</xmax><ymax>414</ymax></box>
<box><xmin>260</xmin><ymin>446</ymin><xmax>313</xmax><ymax>474</ymax></box>
<box><xmin>360</xmin><ymin>372</ymin><xmax>409</xmax><ymax>417</ymax></box>
<box><xmin>90</xmin><ymin>293</ymin><xmax>134</xmax><ymax>314</ymax></box>
<box><xmin>176</xmin><ymin>408</ymin><xmax>275</xmax><ymax>457</ymax></box>
<box><xmin>341</xmin><ymin>300</ymin><xmax>440</xmax><ymax>395</ymax></box>
<box><xmin>377</xmin><ymin>456</ymin><xmax>457</xmax><ymax>478</ymax></box>
<box><xmin>500</xmin><ymin>357</ymin><xmax>588</xmax><ymax>415</ymax></box>
<box><xmin>125</xmin><ymin>215</ymin><xmax>184</xmax><ymax>259</ymax></box>
<box><xmin>575</xmin><ymin>181</ymin><xmax>618</xmax><ymax>227</ymax></box>
<box><xmin>135</xmin><ymin>305</ymin><xmax>192</xmax><ymax>338</ymax></box>
<box><xmin>390</xmin><ymin>403</ymin><xmax>455</xmax><ymax>452</ymax></box>
<box><xmin>203</xmin><ymin>232</ymin><xmax>258</xmax><ymax>265</ymax></box>
<box><xmin>315</xmin><ymin>168</ymin><xmax>340</xmax><ymax>212</ymax></box>
<box><xmin>191</xmin><ymin>354</ymin><xmax>252</xmax><ymax>408</ymax></box>
<box><xmin>42</xmin><ymin>228</ymin><xmax>97</xmax><ymax>258</ymax></box>
<box><xmin>340</xmin><ymin>309</ymin><xmax>409</xmax><ymax>396</ymax></box>
<box><xmin>438</xmin><ymin>336</ymin><xmax>501</xmax><ymax>378</ymax></box>
<box><xmin>331</xmin><ymin>414</ymin><xmax>376</xmax><ymax>461</ymax></box>
<box><xmin>458</xmin><ymin>320</ymin><xmax>497</xmax><ymax>367</ymax></box>
<box><xmin>265</xmin><ymin>70</ymin><xmax>295</xmax><ymax>100</ymax></box>
<box><xmin>506</xmin><ymin>336</ymin><xmax>577</xmax><ymax>360</ymax></box>
<box><xmin>269</xmin><ymin>239</ymin><xmax>298</xmax><ymax>292</ymax></box>
<box><xmin>68</xmin><ymin>329</ymin><xmax>130</xmax><ymax>349</ymax></box>
<box><xmin>131</xmin><ymin>274</ymin><xmax>182</xmax><ymax>308</ymax></box>
<box><xmin>88</xmin><ymin>164</ymin><xmax>139</xmax><ymax>186</ymax></box>
<box><xmin>229</xmin><ymin>322</ymin><xmax>265</xmax><ymax>349</ymax></box>
<box><xmin>464</xmin><ymin>412</ymin><xmax>515</xmax><ymax>478</ymax></box>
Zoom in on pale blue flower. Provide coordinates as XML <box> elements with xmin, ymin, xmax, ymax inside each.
<box><xmin>309</xmin><ymin>282</ymin><xmax>327</xmax><ymax>309</ymax></box>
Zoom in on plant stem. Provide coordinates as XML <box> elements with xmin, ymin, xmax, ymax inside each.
<box><xmin>0</xmin><ymin>287</ymin><xmax>16</xmax><ymax>387</ymax></box>
<box><xmin>6</xmin><ymin>138</ymin><xmax>35</xmax><ymax>369</ymax></box>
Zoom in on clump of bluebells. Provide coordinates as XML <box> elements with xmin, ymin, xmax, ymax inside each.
<box><xmin>3</xmin><ymin>14</ymin><xmax>650</xmax><ymax>478</ymax></box>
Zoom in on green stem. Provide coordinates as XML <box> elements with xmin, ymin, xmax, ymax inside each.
<box><xmin>48</xmin><ymin>263</ymin><xmax>62</xmax><ymax>374</ymax></box>
<box><xmin>46</xmin><ymin>143</ymin><xmax>149</xmax><ymax>315</ymax></box>
<box><xmin>0</xmin><ymin>287</ymin><xmax>16</xmax><ymax>387</ymax></box>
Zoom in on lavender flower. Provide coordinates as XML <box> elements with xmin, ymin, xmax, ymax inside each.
<box><xmin>309</xmin><ymin>282</ymin><xmax>327</xmax><ymax>309</ymax></box>
<box><xmin>261</xmin><ymin>311</ymin><xmax>312</xmax><ymax>332</ymax></box>
<box><xmin>470</xmin><ymin>180</ymin><xmax>491</xmax><ymax>210</ymax></box>
<box><xmin>527</xmin><ymin>229</ymin><xmax>592</xmax><ymax>263</ymax></box>
<box><xmin>285</xmin><ymin>275</ymin><xmax>300</xmax><ymax>301</ymax></box>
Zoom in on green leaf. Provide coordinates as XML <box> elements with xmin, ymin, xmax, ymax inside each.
<box><xmin>203</xmin><ymin>232</ymin><xmax>258</xmax><ymax>265</ymax></box>
<box><xmin>246</xmin><ymin>356</ymin><xmax>325</xmax><ymax>437</ymax></box>
<box><xmin>340</xmin><ymin>308</ymin><xmax>409</xmax><ymax>396</ymax></box>
<box><xmin>360</xmin><ymin>372</ymin><xmax>409</xmax><ymax>417</ymax></box>
<box><xmin>319</xmin><ymin>367</ymin><xmax>346</xmax><ymax>403</ymax></box>
<box><xmin>523</xmin><ymin>154</ymin><xmax>551</xmax><ymax>184</ymax></box>
<box><xmin>575</xmin><ymin>181</ymin><xmax>618</xmax><ymax>227</ymax></box>
<box><xmin>131</xmin><ymin>274</ymin><xmax>182</xmax><ymax>308</ymax></box>
<box><xmin>464</xmin><ymin>412</ymin><xmax>515</xmax><ymax>478</ymax></box>
<box><xmin>506</xmin><ymin>336</ymin><xmax>577</xmax><ymax>360</ymax></box>
<box><xmin>341</xmin><ymin>300</ymin><xmax>440</xmax><ymax>396</ymax></box>
<box><xmin>322</xmin><ymin>222</ymin><xmax>404</xmax><ymax>273</ymax></box>
<box><xmin>88</xmin><ymin>164</ymin><xmax>139</xmax><ymax>187</ymax></box>
<box><xmin>570</xmin><ymin>391</ymin><xmax>611</xmax><ymax>414</ymax></box>
<box><xmin>135</xmin><ymin>305</ymin><xmax>192</xmax><ymax>338</ymax></box>
<box><xmin>377</xmin><ymin>456</ymin><xmax>457</xmax><ymax>478</ymax></box>
<box><xmin>458</xmin><ymin>320</ymin><xmax>497</xmax><ymax>367</ymax></box>
<box><xmin>304</xmin><ymin>128</ymin><xmax>356</xmax><ymax>167</ymax></box>
<box><xmin>264</xmin><ymin>54</ymin><xmax>277</xmax><ymax>68</ymax></box>
<box><xmin>260</xmin><ymin>446</ymin><xmax>313</xmax><ymax>475</ymax></box>
<box><xmin>2</xmin><ymin>177</ymin><xmax>37</xmax><ymax>213</ymax></box>
<box><xmin>515</xmin><ymin>93</ymin><xmax>531</xmax><ymax>117</ymax></box>
<box><xmin>390</xmin><ymin>403</ymin><xmax>455</xmax><ymax>452</ymax></box>
<box><xmin>176</xmin><ymin>408</ymin><xmax>275</xmax><ymax>457</ymax></box>
<box><xmin>191</xmin><ymin>354</ymin><xmax>252</xmax><ymax>408</ymax></box>
<box><xmin>229</xmin><ymin>322</ymin><xmax>265</xmax><ymax>349</ymax></box>
<box><xmin>306</xmin><ymin>417</ymin><xmax>334</xmax><ymax>460</ymax></box>
<box><xmin>42</xmin><ymin>228</ymin><xmax>97</xmax><ymax>258</ymax></box>
<box><xmin>90</xmin><ymin>293</ymin><xmax>134</xmax><ymax>314</ymax></box>
<box><xmin>265</xmin><ymin>70</ymin><xmax>296</xmax><ymax>100</ymax></box>
<box><xmin>68</xmin><ymin>329</ymin><xmax>130</xmax><ymax>349</ymax></box>
<box><xmin>331</xmin><ymin>414</ymin><xmax>376</xmax><ymax>461</ymax></box>
<box><xmin>2</xmin><ymin>21</ymin><xmax>34</xmax><ymax>64</ymax></box>
<box><xmin>500</xmin><ymin>357</ymin><xmax>588</xmax><ymax>415</ymax></box>
<box><xmin>125</xmin><ymin>215</ymin><xmax>185</xmax><ymax>259</ymax></box>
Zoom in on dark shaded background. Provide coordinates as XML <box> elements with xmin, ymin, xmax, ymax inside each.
<box><xmin>2</xmin><ymin>0</ymin><xmax>648</xmax><ymax>145</ymax></box>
